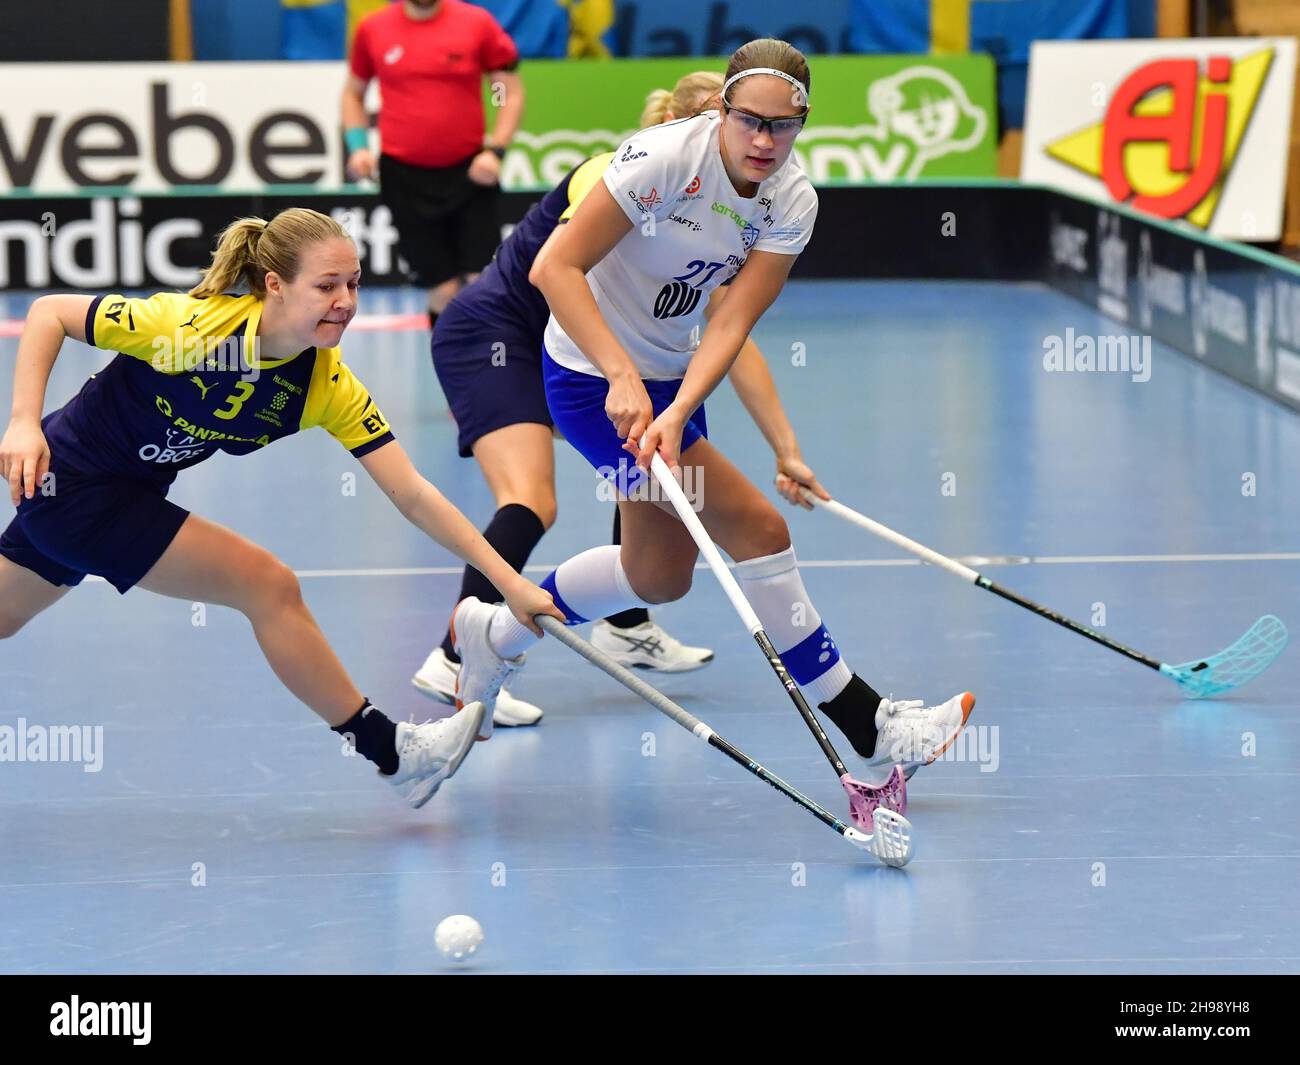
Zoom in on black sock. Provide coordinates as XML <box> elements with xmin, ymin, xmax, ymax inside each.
<box><xmin>332</xmin><ymin>699</ymin><xmax>399</xmax><ymax>775</ymax></box>
<box><xmin>441</xmin><ymin>502</ymin><xmax>547</xmax><ymax>663</ymax></box>
<box><xmin>603</xmin><ymin>507</ymin><xmax>650</xmax><ymax>629</ymax></box>
<box><xmin>817</xmin><ymin>675</ymin><xmax>885</xmax><ymax>758</ymax></box>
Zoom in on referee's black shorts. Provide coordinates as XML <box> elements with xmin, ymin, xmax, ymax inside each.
<box><xmin>379</xmin><ymin>152</ymin><xmax>501</xmax><ymax>289</ymax></box>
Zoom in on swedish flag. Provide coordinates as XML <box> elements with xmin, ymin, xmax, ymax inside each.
<box><xmin>281</xmin><ymin>0</ymin><xmax>347</xmax><ymax>60</ymax></box>
<box><xmin>560</xmin><ymin>0</ymin><xmax>613</xmax><ymax>59</ymax></box>
<box><xmin>930</xmin><ymin>0</ymin><xmax>971</xmax><ymax>54</ymax></box>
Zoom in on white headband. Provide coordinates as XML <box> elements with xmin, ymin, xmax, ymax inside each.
<box><xmin>722</xmin><ymin>67</ymin><xmax>809</xmax><ymax>105</ymax></box>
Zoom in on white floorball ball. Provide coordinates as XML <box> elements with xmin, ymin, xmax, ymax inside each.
<box><xmin>435</xmin><ymin>915</ymin><xmax>484</xmax><ymax>961</ymax></box>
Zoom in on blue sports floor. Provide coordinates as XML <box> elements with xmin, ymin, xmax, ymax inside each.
<box><xmin>1</xmin><ymin>280</ymin><xmax>1297</xmax><ymax>974</ymax></box>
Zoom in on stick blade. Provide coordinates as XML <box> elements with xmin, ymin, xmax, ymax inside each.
<box><xmin>841</xmin><ymin>766</ymin><xmax>907</xmax><ymax>830</ymax></box>
<box><xmin>863</xmin><ymin>808</ymin><xmax>914</xmax><ymax>867</ymax></box>
<box><xmin>1160</xmin><ymin>615</ymin><xmax>1289</xmax><ymax>698</ymax></box>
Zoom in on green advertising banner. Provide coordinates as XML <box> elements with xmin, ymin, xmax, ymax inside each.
<box><xmin>497</xmin><ymin>54</ymin><xmax>998</xmax><ymax>191</ymax></box>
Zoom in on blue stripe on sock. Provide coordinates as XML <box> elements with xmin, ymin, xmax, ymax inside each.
<box><xmin>541</xmin><ymin>570</ymin><xmax>589</xmax><ymax>626</ymax></box>
<box><xmin>780</xmin><ymin>624</ymin><xmax>841</xmax><ymax>685</ymax></box>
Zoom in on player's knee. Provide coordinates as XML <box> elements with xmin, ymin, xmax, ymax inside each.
<box><xmin>633</xmin><ymin>565</ymin><xmax>693</xmax><ymax>605</ymax></box>
<box><xmin>265</xmin><ymin>560</ymin><xmax>304</xmax><ymax>611</ymax></box>
<box><xmin>0</xmin><ymin>613</ymin><xmax>26</xmax><ymax>639</ymax></box>
<box><xmin>747</xmin><ymin>504</ymin><xmax>791</xmax><ymax>560</ymax></box>
<box><xmin>243</xmin><ymin>553</ymin><xmax>302</xmax><ymax>615</ymax></box>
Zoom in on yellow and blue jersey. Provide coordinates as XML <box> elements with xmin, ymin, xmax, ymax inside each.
<box><xmin>44</xmin><ymin>292</ymin><xmax>394</xmax><ymax>483</ymax></box>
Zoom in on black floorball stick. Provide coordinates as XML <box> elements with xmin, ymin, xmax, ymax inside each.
<box><xmin>536</xmin><ymin>615</ymin><xmax>913</xmax><ymax>866</ymax></box>
<box><xmin>802</xmin><ymin>491</ymin><xmax>1288</xmax><ymax>699</ymax></box>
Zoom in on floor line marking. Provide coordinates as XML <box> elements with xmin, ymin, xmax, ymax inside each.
<box><xmin>263</xmin><ymin>552</ymin><xmax>1300</xmax><ymax>580</ymax></box>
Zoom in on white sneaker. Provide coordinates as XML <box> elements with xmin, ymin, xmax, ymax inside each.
<box><xmin>591</xmin><ymin>618</ymin><xmax>714</xmax><ymax>673</ymax></box>
<box><xmin>861</xmin><ymin>692</ymin><xmax>975</xmax><ymax>784</ymax></box>
<box><xmin>411</xmin><ymin>646</ymin><xmax>543</xmax><ymax>728</ymax></box>
<box><xmin>450</xmin><ymin>597</ymin><xmax>525</xmax><ymax>741</ymax></box>
<box><xmin>383</xmin><ymin>705</ymin><xmax>484</xmax><ymax>809</ymax></box>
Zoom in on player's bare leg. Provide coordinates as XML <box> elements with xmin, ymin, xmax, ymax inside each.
<box><xmin>136</xmin><ymin>513</ymin><xmax>481</xmax><ymax>805</ymax></box>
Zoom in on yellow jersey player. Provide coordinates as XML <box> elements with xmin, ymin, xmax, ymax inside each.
<box><xmin>0</xmin><ymin>207</ymin><xmax>562</xmax><ymax>808</ymax></box>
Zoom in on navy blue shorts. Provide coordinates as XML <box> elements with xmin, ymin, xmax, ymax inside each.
<box><xmin>0</xmin><ymin>466</ymin><xmax>189</xmax><ymax>594</ymax></box>
<box><xmin>542</xmin><ymin>347</ymin><xmax>707</xmax><ymax>496</ymax></box>
<box><xmin>431</xmin><ymin>301</ymin><xmax>552</xmax><ymax>458</ymax></box>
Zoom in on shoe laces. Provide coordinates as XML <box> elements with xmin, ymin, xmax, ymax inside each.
<box><xmin>882</xmin><ymin>697</ymin><xmax>925</xmax><ymax>718</ymax></box>
<box><xmin>643</xmin><ymin>621</ymin><xmax>682</xmax><ymax>652</ymax></box>
<box><xmin>484</xmin><ymin>656</ymin><xmax>522</xmax><ymax>701</ymax></box>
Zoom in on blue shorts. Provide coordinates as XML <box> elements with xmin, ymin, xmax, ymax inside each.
<box><xmin>431</xmin><ymin>300</ymin><xmax>551</xmax><ymax>458</ymax></box>
<box><xmin>542</xmin><ymin>347</ymin><xmax>707</xmax><ymax>495</ymax></box>
<box><xmin>0</xmin><ymin>464</ymin><xmax>189</xmax><ymax>594</ymax></box>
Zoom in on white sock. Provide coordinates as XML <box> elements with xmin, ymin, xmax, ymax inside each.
<box><xmin>488</xmin><ymin>607</ymin><xmax>536</xmax><ymax>659</ymax></box>
<box><xmin>488</xmin><ymin>545</ymin><xmax>650</xmax><ymax>658</ymax></box>
<box><xmin>543</xmin><ymin>544</ymin><xmax>650</xmax><ymax>622</ymax></box>
<box><xmin>734</xmin><ymin>545</ymin><xmax>852</xmax><ymax>705</ymax></box>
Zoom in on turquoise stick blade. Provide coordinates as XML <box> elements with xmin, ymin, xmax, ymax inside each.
<box><xmin>1159</xmin><ymin>615</ymin><xmax>1289</xmax><ymax>698</ymax></box>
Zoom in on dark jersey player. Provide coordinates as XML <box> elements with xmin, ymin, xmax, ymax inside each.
<box><xmin>0</xmin><ymin>208</ymin><xmax>561</xmax><ymax>808</ymax></box>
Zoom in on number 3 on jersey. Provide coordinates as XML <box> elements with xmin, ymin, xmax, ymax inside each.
<box><xmin>213</xmin><ymin>382</ymin><xmax>256</xmax><ymax>420</ymax></box>
<box><xmin>654</xmin><ymin>260</ymin><xmax>725</xmax><ymax>321</ymax></box>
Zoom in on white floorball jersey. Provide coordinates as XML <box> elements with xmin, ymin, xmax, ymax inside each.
<box><xmin>543</xmin><ymin>111</ymin><xmax>818</xmax><ymax>380</ymax></box>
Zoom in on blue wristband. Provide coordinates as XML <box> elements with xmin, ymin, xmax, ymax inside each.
<box><xmin>345</xmin><ymin>128</ymin><xmax>369</xmax><ymax>154</ymax></box>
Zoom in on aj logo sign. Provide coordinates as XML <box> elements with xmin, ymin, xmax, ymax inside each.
<box><xmin>1045</xmin><ymin>48</ymin><xmax>1274</xmax><ymax>230</ymax></box>
<box><xmin>1101</xmin><ymin>57</ymin><xmax>1231</xmax><ymax>218</ymax></box>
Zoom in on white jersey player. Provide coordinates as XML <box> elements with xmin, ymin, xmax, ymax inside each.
<box><xmin>449</xmin><ymin>38</ymin><xmax>975</xmax><ymax>784</ymax></box>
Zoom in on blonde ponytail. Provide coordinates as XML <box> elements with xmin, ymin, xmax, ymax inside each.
<box><xmin>639</xmin><ymin>70</ymin><xmax>724</xmax><ymax>128</ymax></box>
<box><xmin>190</xmin><ymin>208</ymin><xmax>351</xmax><ymax>298</ymax></box>
<box><xmin>640</xmin><ymin>88</ymin><xmax>674</xmax><ymax>128</ymax></box>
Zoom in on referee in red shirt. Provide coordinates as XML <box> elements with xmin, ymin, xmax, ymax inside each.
<box><xmin>341</xmin><ymin>0</ymin><xmax>524</xmax><ymax>328</ymax></box>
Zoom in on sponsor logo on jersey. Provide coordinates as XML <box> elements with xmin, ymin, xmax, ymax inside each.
<box><xmin>667</xmin><ymin>213</ymin><xmax>702</xmax><ymax>233</ymax></box>
<box><xmin>653</xmin><ymin>281</ymin><xmax>703</xmax><ymax>320</ymax></box>
<box><xmin>684</xmin><ymin>175</ymin><xmax>701</xmax><ymax>195</ymax></box>
<box><xmin>102</xmin><ymin>299</ymin><xmax>135</xmax><ymax>330</ymax></box>
<box><xmin>384</xmin><ymin>46</ymin><xmax>404</xmax><ymax>65</ymax></box>
<box><xmin>138</xmin><ymin>427</ymin><xmax>206</xmax><ymax>464</ymax></box>
<box><xmin>711</xmin><ymin>202</ymin><xmax>746</xmax><ymax>229</ymax></box>
<box><xmin>638</xmin><ymin>187</ymin><xmax>663</xmax><ymax>211</ymax></box>
<box><xmin>254</xmin><ymin>390</ymin><xmax>291</xmax><ymax>428</ymax></box>
<box><xmin>620</xmin><ymin>142</ymin><xmax>648</xmax><ymax>163</ymax></box>
<box><xmin>148</xmin><ymin>394</ymin><xmax>273</xmax><ymax>456</ymax></box>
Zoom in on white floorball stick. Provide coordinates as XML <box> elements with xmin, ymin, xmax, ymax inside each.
<box><xmin>645</xmin><ymin>452</ymin><xmax>906</xmax><ymax>829</ymax></box>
